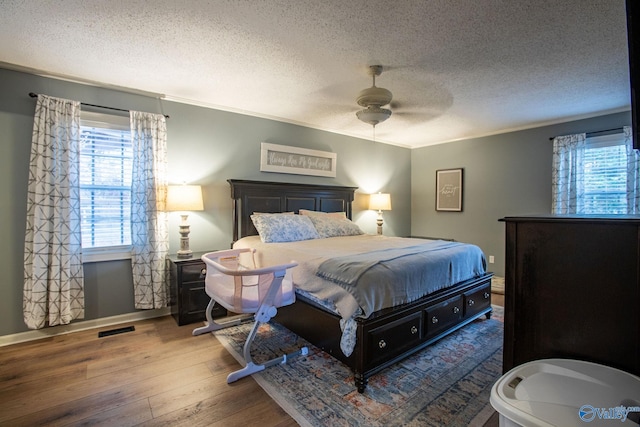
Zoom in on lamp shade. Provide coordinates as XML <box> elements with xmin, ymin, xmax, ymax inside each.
<box><xmin>369</xmin><ymin>192</ymin><xmax>392</xmax><ymax>211</ymax></box>
<box><xmin>166</xmin><ymin>185</ymin><xmax>204</xmax><ymax>211</ymax></box>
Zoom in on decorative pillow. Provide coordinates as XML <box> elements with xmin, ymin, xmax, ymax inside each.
<box><xmin>307</xmin><ymin>215</ymin><xmax>364</xmax><ymax>238</ymax></box>
<box><xmin>251</xmin><ymin>214</ymin><xmax>320</xmax><ymax>243</ymax></box>
<box><xmin>299</xmin><ymin>209</ymin><xmax>347</xmax><ymax>219</ymax></box>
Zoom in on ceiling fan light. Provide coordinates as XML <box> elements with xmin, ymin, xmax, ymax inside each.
<box><xmin>356</xmin><ymin>86</ymin><xmax>393</xmax><ymax>107</ymax></box>
<box><xmin>356</xmin><ymin>106</ymin><xmax>392</xmax><ymax>126</ymax></box>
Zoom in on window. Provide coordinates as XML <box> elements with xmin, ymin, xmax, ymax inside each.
<box><xmin>79</xmin><ymin>112</ymin><xmax>132</xmax><ymax>260</ymax></box>
<box><xmin>582</xmin><ymin>133</ymin><xmax>627</xmax><ymax>214</ymax></box>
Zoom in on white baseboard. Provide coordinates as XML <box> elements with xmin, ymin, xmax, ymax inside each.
<box><xmin>0</xmin><ymin>308</ymin><xmax>171</xmax><ymax>347</ymax></box>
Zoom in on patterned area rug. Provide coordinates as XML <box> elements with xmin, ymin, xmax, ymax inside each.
<box><xmin>213</xmin><ymin>306</ymin><xmax>504</xmax><ymax>427</ymax></box>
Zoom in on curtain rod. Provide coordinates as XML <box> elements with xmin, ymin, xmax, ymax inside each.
<box><xmin>28</xmin><ymin>92</ymin><xmax>169</xmax><ymax>119</ymax></box>
<box><xmin>548</xmin><ymin>127</ymin><xmax>623</xmax><ymax>141</ymax></box>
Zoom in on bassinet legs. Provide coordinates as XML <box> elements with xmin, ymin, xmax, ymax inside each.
<box><xmin>192</xmin><ymin>299</ymin><xmax>251</xmax><ymax>336</ymax></box>
<box><xmin>227</xmin><ymin>315</ymin><xmax>309</xmax><ymax>383</ymax></box>
<box><xmin>193</xmin><ymin>269</ymin><xmax>308</xmax><ymax>384</ymax></box>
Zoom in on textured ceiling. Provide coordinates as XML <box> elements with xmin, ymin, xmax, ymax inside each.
<box><xmin>0</xmin><ymin>0</ymin><xmax>631</xmax><ymax>148</ymax></box>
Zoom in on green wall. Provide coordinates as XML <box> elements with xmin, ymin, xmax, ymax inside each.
<box><xmin>411</xmin><ymin>110</ymin><xmax>631</xmax><ymax>277</ymax></box>
<box><xmin>0</xmin><ymin>66</ymin><xmax>631</xmax><ymax>338</ymax></box>
<box><xmin>0</xmin><ymin>68</ymin><xmax>411</xmax><ymax>337</ymax></box>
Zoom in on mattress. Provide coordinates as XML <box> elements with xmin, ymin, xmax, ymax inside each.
<box><xmin>233</xmin><ymin>234</ymin><xmax>486</xmax><ymax>320</ymax></box>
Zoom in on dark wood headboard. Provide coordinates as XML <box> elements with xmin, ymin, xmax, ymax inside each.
<box><xmin>228</xmin><ymin>179</ymin><xmax>358</xmax><ymax>242</ymax></box>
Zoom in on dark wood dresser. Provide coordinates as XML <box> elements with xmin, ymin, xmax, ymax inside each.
<box><xmin>167</xmin><ymin>251</ymin><xmax>226</xmax><ymax>326</ymax></box>
<box><xmin>501</xmin><ymin>215</ymin><xmax>640</xmax><ymax>376</ymax></box>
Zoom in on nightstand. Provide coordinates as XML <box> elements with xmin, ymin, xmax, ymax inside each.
<box><xmin>167</xmin><ymin>251</ymin><xmax>227</xmax><ymax>326</ymax></box>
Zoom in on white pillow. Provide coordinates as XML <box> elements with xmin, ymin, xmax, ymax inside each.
<box><xmin>251</xmin><ymin>214</ymin><xmax>320</xmax><ymax>243</ymax></box>
<box><xmin>299</xmin><ymin>209</ymin><xmax>347</xmax><ymax>219</ymax></box>
<box><xmin>307</xmin><ymin>215</ymin><xmax>364</xmax><ymax>238</ymax></box>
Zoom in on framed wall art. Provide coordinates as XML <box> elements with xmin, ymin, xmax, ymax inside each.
<box><xmin>260</xmin><ymin>142</ymin><xmax>337</xmax><ymax>177</ymax></box>
<box><xmin>436</xmin><ymin>168</ymin><xmax>463</xmax><ymax>211</ymax></box>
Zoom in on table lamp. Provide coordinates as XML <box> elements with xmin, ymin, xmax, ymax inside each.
<box><xmin>166</xmin><ymin>184</ymin><xmax>204</xmax><ymax>258</ymax></box>
<box><xmin>369</xmin><ymin>192</ymin><xmax>391</xmax><ymax>235</ymax></box>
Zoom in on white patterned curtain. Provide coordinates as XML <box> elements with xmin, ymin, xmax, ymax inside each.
<box><xmin>551</xmin><ymin>133</ymin><xmax>587</xmax><ymax>214</ymax></box>
<box><xmin>130</xmin><ymin>111</ymin><xmax>169</xmax><ymax>309</ymax></box>
<box><xmin>625</xmin><ymin>126</ymin><xmax>640</xmax><ymax>214</ymax></box>
<box><xmin>23</xmin><ymin>95</ymin><xmax>84</xmax><ymax>329</ymax></box>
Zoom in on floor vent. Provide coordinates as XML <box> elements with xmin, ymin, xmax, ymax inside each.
<box><xmin>98</xmin><ymin>326</ymin><xmax>135</xmax><ymax>338</ymax></box>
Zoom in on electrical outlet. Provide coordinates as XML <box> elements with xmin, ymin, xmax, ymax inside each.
<box><xmin>489</xmin><ymin>255</ymin><xmax>495</xmax><ymax>264</ymax></box>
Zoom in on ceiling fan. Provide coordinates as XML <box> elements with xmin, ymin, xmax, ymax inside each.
<box><xmin>356</xmin><ymin>65</ymin><xmax>393</xmax><ymax>127</ymax></box>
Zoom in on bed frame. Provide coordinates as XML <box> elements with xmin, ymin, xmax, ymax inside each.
<box><xmin>228</xmin><ymin>179</ymin><xmax>493</xmax><ymax>392</ymax></box>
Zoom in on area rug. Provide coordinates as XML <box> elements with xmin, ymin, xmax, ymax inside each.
<box><xmin>213</xmin><ymin>306</ymin><xmax>503</xmax><ymax>427</ymax></box>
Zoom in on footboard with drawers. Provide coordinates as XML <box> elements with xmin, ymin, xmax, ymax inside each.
<box><xmin>276</xmin><ymin>272</ymin><xmax>493</xmax><ymax>392</ymax></box>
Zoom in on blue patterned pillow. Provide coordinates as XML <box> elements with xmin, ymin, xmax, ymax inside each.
<box><xmin>251</xmin><ymin>214</ymin><xmax>320</xmax><ymax>243</ymax></box>
<box><xmin>307</xmin><ymin>215</ymin><xmax>364</xmax><ymax>238</ymax></box>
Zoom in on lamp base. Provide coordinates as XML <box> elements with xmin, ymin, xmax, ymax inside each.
<box><xmin>177</xmin><ymin>249</ymin><xmax>193</xmax><ymax>259</ymax></box>
<box><xmin>177</xmin><ymin>215</ymin><xmax>193</xmax><ymax>258</ymax></box>
<box><xmin>376</xmin><ymin>211</ymin><xmax>384</xmax><ymax>235</ymax></box>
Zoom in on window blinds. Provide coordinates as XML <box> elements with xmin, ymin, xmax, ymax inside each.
<box><xmin>79</xmin><ymin>123</ymin><xmax>133</xmax><ymax>248</ymax></box>
<box><xmin>582</xmin><ymin>134</ymin><xmax>627</xmax><ymax>214</ymax></box>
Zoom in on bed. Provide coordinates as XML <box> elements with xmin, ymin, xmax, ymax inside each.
<box><xmin>228</xmin><ymin>179</ymin><xmax>494</xmax><ymax>392</ymax></box>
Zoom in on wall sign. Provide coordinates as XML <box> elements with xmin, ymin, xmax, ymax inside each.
<box><xmin>436</xmin><ymin>168</ymin><xmax>463</xmax><ymax>211</ymax></box>
<box><xmin>260</xmin><ymin>142</ymin><xmax>337</xmax><ymax>177</ymax></box>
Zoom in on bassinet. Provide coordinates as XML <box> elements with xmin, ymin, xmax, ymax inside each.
<box><xmin>192</xmin><ymin>248</ymin><xmax>307</xmax><ymax>383</ymax></box>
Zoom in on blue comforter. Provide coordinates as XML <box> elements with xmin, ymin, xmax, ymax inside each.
<box><xmin>316</xmin><ymin>240</ymin><xmax>487</xmax><ymax>317</ymax></box>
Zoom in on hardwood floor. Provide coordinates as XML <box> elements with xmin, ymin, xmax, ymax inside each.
<box><xmin>0</xmin><ymin>294</ymin><xmax>505</xmax><ymax>426</ymax></box>
<box><xmin>0</xmin><ymin>316</ymin><xmax>297</xmax><ymax>426</ymax></box>
<box><xmin>491</xmin><ymin>292</ymin><xmax>504</xmax><ymax>308</ymax></box>
<box><xmin>483</xmin><ymin>292</ymin><xmax>505</xmax><ymax>427</ymax></box>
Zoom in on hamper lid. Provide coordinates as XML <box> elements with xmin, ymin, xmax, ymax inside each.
<box><xmin>490</xmin><ymin>358</ymin><xmax>640</xmax><ymax>427</ymax></box>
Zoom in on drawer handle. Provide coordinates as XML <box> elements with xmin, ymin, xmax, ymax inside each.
<box><xmin>468</xmin><ymin>299</ymin><xmax>475</xmax><ymax>306</ymax></box>
<box><xmin>378</xmin><ymin>340</ymin><xmax>387</xmax><ymax>349</ymax></box>
<box><xmin>453</xmin><ymin>306</ymin><xmax>460</xmax><ymax>314</ymax></box>
<box><xmin>410</xmin><ymin>325</ymin><xmax>418</xmax><ymax>334</ymax></box>
<box><xmin>484</xmin><ymin>292</ymin><xmax>490</xmax><ymax>299</ymax></box>
<box><xmin>431</xmin><ymin>316</ymin><xmax>439</xmax><ymax>324</ymax></box>
<box><xmin>201</xmin><ymin>268</ymin><xmax>207</xmax><ymax>276</ymax></box>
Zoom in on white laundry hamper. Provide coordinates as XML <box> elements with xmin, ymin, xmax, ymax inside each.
<box><xmin>490</xmin><ymin>358</ymin><xmax>640</xmax><ymax>427</ymax></box>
